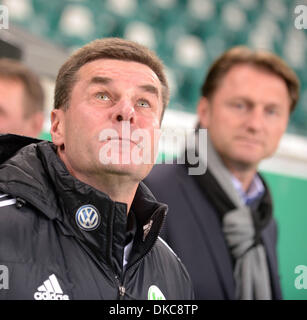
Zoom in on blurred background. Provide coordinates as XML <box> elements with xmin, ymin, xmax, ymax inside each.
<box><xmin>0</xmin><ymin>0</ymin><xmax>306</xmax><ymax>299</ymax></box>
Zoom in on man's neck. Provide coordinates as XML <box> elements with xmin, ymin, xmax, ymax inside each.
<box><xmin>222</xmin><ymin>160</ymin><xmax>258</xmax><ymax>192</ymax></box>
<box><xmin>58</xmin><ymin>152</ymin><xmax>138</xmax><ymax>213</ymax></box>
<box><xmin>74</xmin><ymin>172</ymin><xmax>138</xmax><ymax>213</ymax></box>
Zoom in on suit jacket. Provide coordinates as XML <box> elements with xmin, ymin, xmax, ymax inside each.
<box><xmin>144</xmin><ymin>163</ymin><xmax>282</xmax><ymax>300</ymax></box>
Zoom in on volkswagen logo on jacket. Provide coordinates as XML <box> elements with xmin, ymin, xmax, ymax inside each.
<box><xmin>75</xmin><ymin>205</ymin><xmax>100</xmax><ymax>231</ymax></box>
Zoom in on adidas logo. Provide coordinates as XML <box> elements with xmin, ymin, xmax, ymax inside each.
<box><xmin>34</xmin><ymin>274</ymin><xmax>69</xmax><ymax>300</ymax></box>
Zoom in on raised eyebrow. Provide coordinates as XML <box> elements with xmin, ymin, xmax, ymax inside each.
<box><xmin>88</xmin><ymin>78</ymin><xmax>159</xmax><ymax>98</ymax></box>
<box><xmin>89</xmin><ymin>76</ymin><xmax>113</xmax><ymax>86</ymax></box>
<box><xmin>138</xmin><ymin>84</ymin><xmax>159</xmax><ymax>98</ymax></box>
<box><xmin>265</xmin><ymin>101</ymin><xmax>280</xmax><ymax>107</ymax></box>
<box><xmin>230</xmin><ymin>97</ymin><xmax>254</xmax><ymax>107</ymax></box>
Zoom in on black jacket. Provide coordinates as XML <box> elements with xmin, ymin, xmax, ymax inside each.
<box><xmin>144</xmin><ymin>163</ymin><xmax>282</xmax><ymax>300</ymax></box>
<box><xmin>0</xmin><ymin>135</ymin><xmax>194</xmax><ymax>300</ymax></box>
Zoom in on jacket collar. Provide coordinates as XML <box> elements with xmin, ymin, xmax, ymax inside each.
<box><xmin>0</xmin><ymin>135</ymin><xmax>167</xmax><ymax>276</ymax></box>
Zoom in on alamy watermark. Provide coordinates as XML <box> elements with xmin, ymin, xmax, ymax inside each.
<box><xmin>294</xmin><ymin>5</ymin><xmax>307</xmax><ymax>29</ymax></box>
<box><xmin>0</xmin><ymin>265</ymin><xmax>9</xmax><ymax>290</ymax></box>
<box><xmin>98</xmin><ymin>121</ymin><xmax>208</xmax><ymax>175</ymax></box>
<box><xmin>0</xmin><ymin>5</ymin><xmax>9</xmax><ymax>30</ymax></box>
<box><xmin>294</xmin><ymin>265</ymin><xmax>307</xmax><ymax>289</ymax></box>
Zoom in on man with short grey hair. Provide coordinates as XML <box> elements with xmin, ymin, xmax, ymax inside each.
<box><xmin>0</xmin><ymin>38</ymin><xmax>194</xmax><ymax>300</ymax></box>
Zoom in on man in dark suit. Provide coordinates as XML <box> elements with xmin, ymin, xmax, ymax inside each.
<box><xmin>144</xmin><ymin>46</ymin><xmax>300</xmax><ymax>299</ymax></box>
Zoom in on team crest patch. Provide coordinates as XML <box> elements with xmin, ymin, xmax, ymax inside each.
<box><xmin>75</xmin><ymin>205</ymin><xmax>100</xmax><ymax>231</ymax></box>
<box><xmin>148</xmin><ymin>285</ymin><xmax>166</xmax><ymax>300</ymax></box>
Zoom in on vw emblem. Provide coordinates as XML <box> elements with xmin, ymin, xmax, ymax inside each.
<box><xmin>75</xmin><ymin>205</ymin><xmax>100</xmax><ymax>231</ymax></box>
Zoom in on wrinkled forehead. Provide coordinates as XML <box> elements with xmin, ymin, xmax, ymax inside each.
<box><xmin>77</xmin><ymin>59</ymin><xmax>162</xmax><ymax>88</ymax></box>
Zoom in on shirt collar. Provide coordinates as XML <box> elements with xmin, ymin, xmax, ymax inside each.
<box><xmin>231</xmin><ymin>173</ymin><xmax>265</xmax><ymax>205</ymax></box>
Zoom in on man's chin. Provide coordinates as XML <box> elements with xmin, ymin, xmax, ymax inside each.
<box><xmin>100</xmin><ymin>163</ymin><xmax>152</xmax><ymax>180</ymax></box>
<box><xmin>230</xmin><ymin>155</ymin><xmax>262</xmax><ymax>170</ymax></box>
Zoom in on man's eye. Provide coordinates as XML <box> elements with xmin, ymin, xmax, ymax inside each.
<box><xmin>229</xmin><ymin>101</ymin><xmax>247</xmax><ymax>111</ymax></box>
<box><xmin>96</xmin><ymin>93</ymin><xmax>110</xmax><ymax>101</ymax></box>
<box><xmin>234</xmin><ymin>102</ymin><xmax>246</xmax><ymax>109</ymax></box>
<box><xmin>137</xmin><ymin>100</ymin><xmax>150</xmax><ymax>108</ymax></box>
<box><xmin>266</xmin><ymin>108</ymin><xmax>277</xmax><ymax>116</ymax></box>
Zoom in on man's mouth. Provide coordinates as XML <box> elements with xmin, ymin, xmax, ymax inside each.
<box><xmin>235</xmin><ymin>136</ymin><xmax>263</xmax><ymax>146</ymax></box>
<box><xmin>100</xmin><ymin>137</ymin><xmax>143</xmax><ymax>149</ymax></box>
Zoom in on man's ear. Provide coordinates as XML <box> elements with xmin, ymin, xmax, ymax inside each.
<box><xmin>197</xmin><ymin>96</ymin><xmax>211</xmax><ymax>129</ymax></box>
<box><xmin>50</xmin><ymin>109</ymin><xmax>65</xmax><ymax>147</ymax></box>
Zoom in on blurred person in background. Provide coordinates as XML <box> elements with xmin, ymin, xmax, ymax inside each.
<box><xmin>0</xmin><ymin>58</ymin><xmax>44</xmax><ymax>137</ymax></box>
<box><xmin>145</xmin><ymin>46</ymin><xmax>299</xmax><ymax>300</ymax></box>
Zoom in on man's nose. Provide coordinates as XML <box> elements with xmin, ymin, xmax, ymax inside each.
<box><xmin>111</xmin><ymin>99</ymin><xmax>135</xmax><ymax>124</ymax></box>
<box><xmin>245</xmin><ymin>107</ymin><xmax>264</xmax><ymax>132</ymax></box>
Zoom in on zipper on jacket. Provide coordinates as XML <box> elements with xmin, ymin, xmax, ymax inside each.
<box><xmin>121</xmin><ymin>211</ymin><xmax>166</xmax><ymax>288</ymax></box>
<box><xmin>117</xmin><ymin>236</ymin><xmax>161</xmax><ymax>300</ymax></box>
<box><xmin>115</xmin><ymin>209</ymin><xmax>166</xmax><ymax>300</ymax></box>
<box><xmin>15</xmin><ymin>197</ymin><xmax>26</xmax><ymax>209</ymax></box>
<box><xmin>114</xmin><ymin>274</ymin><xmax>126</xmax><ymax>299</ymax></box>
<box><xmin>119</xmin><ymin>286</ymin><xmax>126</xmax><ymax>297</ymax></box>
